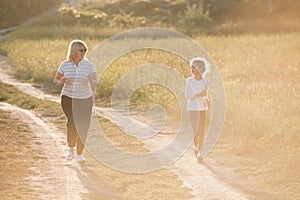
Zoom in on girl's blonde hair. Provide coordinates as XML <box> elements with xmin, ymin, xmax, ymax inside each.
<box><xmin>189</xmin><ymin>57</ymin><xmax>211</xmax><ymax>77</ymax></box>
<box><xmin>66</xmin><ymin>39</ymin><xmax>88</xmax><ymax>62</ymax></box>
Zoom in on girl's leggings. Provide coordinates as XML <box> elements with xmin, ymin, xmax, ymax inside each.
<box><xmin>189</xmin><ymin>111</ymin><xmax>206</xmax><ymax>147</ymax></box>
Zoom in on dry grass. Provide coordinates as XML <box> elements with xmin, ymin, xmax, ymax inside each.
<box><xmin>0</xmin><ymin>110</ymin><xmax>39</xmax><ymax>199</ymax></box>
<box><xmin>196</xmin><ymin>34</ymin><xmax>300</xmax><ymax>199</ymax></box>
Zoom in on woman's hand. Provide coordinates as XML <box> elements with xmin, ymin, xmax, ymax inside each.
<box><xmin>61</xmin><ymin>77</ymin><xmax>70</xmax><ymax>84</ymax></box>
<box><xmin>54</xmin><ymin>77</ymin><xmax>70</xmax><ymax>85</ymax></box>
<box><xmin>54</xmin><ymin>71</ymin><xmax>70</xmax><ymax>85</ymax></box>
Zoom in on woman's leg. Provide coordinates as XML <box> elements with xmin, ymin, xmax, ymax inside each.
<box><xmin>73</xmin><ymin>97</ymin><xmax>93</xmax><ymax>155</ymax></box>
<box><xmin>61</xmin><ymin>95</ymin><xmax>77</xmax><ymax>149</ymax></box>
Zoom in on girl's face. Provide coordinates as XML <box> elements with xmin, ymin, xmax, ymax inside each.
<box><xmin>191</xmin><ymin>60</ymin><xmax>205</xmax><ymax>75</ymax></box>
<box><xmin>191</xmin><ymin>66</ymin><xmax>200</xmax><ymax>75</ymax></box>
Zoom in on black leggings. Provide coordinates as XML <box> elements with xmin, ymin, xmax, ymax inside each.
<box><xmin>61</xmin><ymin>95</ymin><xmax>93</xmax><ymax>154</ymax></box>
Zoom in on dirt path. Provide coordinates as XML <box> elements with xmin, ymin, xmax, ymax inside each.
<box><xmin>145</xmin><ymin>135</ymin><xmax>247</xmax><ymax>200</ymax></box>
<box><xmin>92</xmin><ymin>108</ymin><xmax>248</xmax><ymax>200</ymax></box>
<box><xmin>0</xmin><ymin>52</ymin><xmax>249</xmax><ymax>199</ymax></box>
<box><xmin>0</xmin><ymin>55</ymin><xmax>59</xmax><ymax>102</ymax></box>
<box><xmin>0</xmin><ymin>102</ymin><xmax>87</xmax><ymax>199</ymax></box>
<box><xmin>0</xmin><ymin>102</ymin><xmax>116</xmax><ymax>199</ymax></box>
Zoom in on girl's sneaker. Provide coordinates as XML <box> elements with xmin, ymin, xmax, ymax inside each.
<box><xmin>77</xmin><ymin>155</ymin><xmax>85</xmax><ymax>162</ymax></box>
<box><xmin>194</xmin><ymin>146</ymin><xmax>199</xmax><ymax>157</ymax></box>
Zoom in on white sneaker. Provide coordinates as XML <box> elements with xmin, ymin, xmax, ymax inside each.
<box><xmin>77</xmin><ymin>155</ymin><xmax>85</xmax><ymax>162</ymax></box>
<box><xmin>194</xmin><ymin>146</ymin><xmax>199</xmax><ymax>157</ymax></box>
<box><xmin>197</xmin><ymin>152</ymin><xmax>204</xmax><ymax>163</ymax></box>
<box><xmin>66</xmin><ymin>152</ymin><xmax>74</xmax><ymax>160</ymax></box>
<box><xmin>197</xmin><ymin>152</ymin><xmax>204</xmax><ymax>159</ymax></box>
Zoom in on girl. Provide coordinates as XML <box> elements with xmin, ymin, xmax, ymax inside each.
<box><xmin>185</xmin><ymin>57</ymin><xmax>210</xmax><ymax>162</ymax></box>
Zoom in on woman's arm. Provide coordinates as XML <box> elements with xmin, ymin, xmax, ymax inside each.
<box><xmin>88</xmin><ymin>72</ymin><xmax>98</xmax><ymax>93</ymax></box>
<box><xmin>53</xmin><ymin>71</ymin><xmax>69</xmax><ymax>85</ymax></box>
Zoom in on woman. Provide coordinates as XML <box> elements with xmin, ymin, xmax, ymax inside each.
<box><xmin>54</xmin><ymin>40</ymin><xmax>98</xmax><ymax>161</ymax></box>
<box><xmin>185</xmin><ymin>57</ymin><xmax>210</xmax><ymax>162</ymax></box>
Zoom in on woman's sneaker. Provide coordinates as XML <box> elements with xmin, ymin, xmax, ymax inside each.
<box><xmin>77</xmin><ymin>155</ymin><xmax>85</xmax><ymax>162</ymax></box>
<box><xmin>66</xmin><ymin>152</ymin><xmax>74</xmax><ymax>160</ymax></box>
<box><xmin>197</xmin><ymin>152</ymin><xmax>204</xmax><ymax>163</ymax></box>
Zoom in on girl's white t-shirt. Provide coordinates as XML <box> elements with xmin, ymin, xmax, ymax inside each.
<box><xmin>58</xmin><ymin>59</ymin><xmax>96</xmax><ymax>99</ymax></box>
<box><xmin>185</xmin><ymin>77</ymin><xmax>209</xmax><ymax>111</ymax></box>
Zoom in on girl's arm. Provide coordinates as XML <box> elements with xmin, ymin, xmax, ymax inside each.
<box><xmin>194</xmin><ymin>90</ymin><xmax>208</xmax><ymax>98</ymax></box>
<box><xmin>185</xmin><ymin>80</ymin><xmax>194</xmax><ymax>99</ymax></box>
<box><xmin>194</xmin><ymin>78</ymin><xmax>209</xmax><ymax>98</ymax></box>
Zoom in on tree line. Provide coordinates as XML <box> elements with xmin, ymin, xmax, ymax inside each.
<box><xmin>1</xmin><ymin>0</ymin><xmax>299</xmax><ymax>30</ymax></box>
<box><xmin>0</xmin><ymin>0</ymin><xmax>61</xmax><ymax>29</ymax></box>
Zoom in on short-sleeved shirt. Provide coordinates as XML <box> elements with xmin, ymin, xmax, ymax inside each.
<box><xmin>185</xmin><ymin>77</ymin><xmax>209</xmax><ymax>111</ymax></box>
<box><xmin>58</xmin><ymin>59</ymin><xmax>96</xmax><ymax>99</ymax></box>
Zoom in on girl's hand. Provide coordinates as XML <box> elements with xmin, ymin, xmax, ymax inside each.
<box><xmin>194</xmin><ymin>91</ymin><xmax>207</xmax><ymax>98</ymax></box>
<box><xmin>206</xmin><ymin>99</ymin><xmax>210</xmax><ymax>107</ymax></box>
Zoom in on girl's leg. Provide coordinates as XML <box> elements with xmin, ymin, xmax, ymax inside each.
<box><xmin>196</xmin><ymin>111</ymin><xmax>206</xmax><ymax>152</ymax></box>
<box><xmin>189</xmin><ymin>111</ymin><xmax>200</xmax><ymax>149</ymax></box>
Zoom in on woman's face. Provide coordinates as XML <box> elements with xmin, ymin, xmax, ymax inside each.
<box><xmin>76</xmin><ymin>45</ymin><xmax>87</xmax><ymax>60</ymax></box>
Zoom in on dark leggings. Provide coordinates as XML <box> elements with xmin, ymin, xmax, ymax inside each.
<box><xmin>61</xmin><ymin>95</ymin><xmax>93</xmax><ymax>154</ymax></box>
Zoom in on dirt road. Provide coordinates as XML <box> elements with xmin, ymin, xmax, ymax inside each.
<box><xmin>0</xmin><ymin>102</ymin><xmax>88</xmax><ymax>199</ymax></box>
<box><xmin>0</xmin><ymin>52</ymin><xmax>249</xmax><ymax>199</ymax></box>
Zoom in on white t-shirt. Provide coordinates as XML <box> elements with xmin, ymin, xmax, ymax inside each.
<box><xmin>58</xmin><ymin>59</ymin><xmax>96</xmax><ymax>99</ymax></box>
<box><xmin>185</xmin><ymin>77</ymin><xmax>209</xmax><ymax>111</ymax></box>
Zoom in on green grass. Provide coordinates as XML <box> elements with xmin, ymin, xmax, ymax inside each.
<box><xmin>0</xmin><ymin>82</ymin><xmax>62</xmax><ymax>116</ymax></box>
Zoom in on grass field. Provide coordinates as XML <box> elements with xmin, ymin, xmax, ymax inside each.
<box><xmin>1</xmin><ymin>29</ymin><xmax>299</xmax><ymax>198</ymax></box>
<box><xmin>198</xmin><ymin>34</ymin><xmax>300</xmax><ymax>199</ymax></box>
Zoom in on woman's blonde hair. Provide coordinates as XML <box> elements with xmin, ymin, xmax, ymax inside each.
<box><xmin>66</xmin><ymin>39</ymin><xmax>88</xmax><ymax>62</ymax></box>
